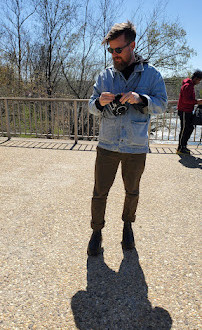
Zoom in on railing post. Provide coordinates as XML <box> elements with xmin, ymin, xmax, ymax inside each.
<box><xmin>74</xmin><ymin>100</ymin><xmax>78</xmax><ymax>143</ymax></box>
<box><xmin>4</xmin><ymin>99</ymin><xmax>11</xmax><ymax>140</ymax></box>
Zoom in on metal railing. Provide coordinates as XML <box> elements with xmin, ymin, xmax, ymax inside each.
<box><xmin>0</xmin><ymin>97</ymin><xmax>201</xmax><ymax>143</ymax></box>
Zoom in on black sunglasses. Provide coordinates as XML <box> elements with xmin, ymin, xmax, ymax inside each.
<box><xmin>107</xmin><ymin>42</ymin><xmax>131</xmax><ymax>54</ymax></box>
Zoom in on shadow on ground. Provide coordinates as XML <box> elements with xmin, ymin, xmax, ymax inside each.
<box><xmin>71</xmin><ymin>247</ymin><xmax>172</xmax><ymax>329</ymax></box>
<box><xmin>178</xmin><ymin>154</ymin><xmax>202</xmax><ymax>169</ymax></box>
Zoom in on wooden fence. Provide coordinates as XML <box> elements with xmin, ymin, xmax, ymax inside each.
<box><xmin>0</xmin><ymin>97</ymin><xmax>201</xmax><ymax>143</ymax></box>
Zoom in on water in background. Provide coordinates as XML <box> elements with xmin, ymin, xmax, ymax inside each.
<box><xmin>149</xmin><ymin>107</ymin><xmax>202</xmax><ymax>146</ymax></box>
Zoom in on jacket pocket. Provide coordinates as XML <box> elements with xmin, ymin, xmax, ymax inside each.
<box><xmin>99</xmin><ymin>117</ymin><xmax>117</xmax><ymax>143</ymax></box>
<box><xmin>126</xmin><ymin>119</ymin><xmax>149</xmax><ymax>146</ymax></box>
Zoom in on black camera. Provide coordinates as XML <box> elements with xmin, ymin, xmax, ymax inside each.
<box><xmin>109</xmin><ymin>94</ymin><xmax>128</xmax><ymax>116</ymax></box>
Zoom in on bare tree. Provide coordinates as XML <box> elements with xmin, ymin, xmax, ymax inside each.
<box><xmin>132</xmin><ymin>1</ymin><xmax>195</xmax><ymax>74</ymax></box>
<box><xmin>0</xmin><ymin>61</ymin><xmax>18</xmax><ymax>96</ymax></box>
<box><xmin>61</xmin><ymin>0</ymin><xmax>126</xmax><ymax>99</ymax></box>
<box><xmin>32</xmin><ymin>0</ymin><xmax>78</xmax><ymax>96</ymax></box>
<box><xmin>0</xmin><ymin>0</ymin><xmax>36</xmax><ymax>93</ymax></box>
<box><xmin>95</xmin><ymin>0</ymin><xmax>125</xmax><ymax>68</ymax></box>
<box><xmin>29</xmin><ymin>0</ymin><xmax>78</xmax><ymax>136</ymax></box>
<box><xmin>0</xmin><ymin>0</ymin><xmax>197</xmax><ymax>99</ymax></box>
<box><xmin>61</xmin><ymin>0</ymin><xmax>101</xmax><ymax>99</ymax></box>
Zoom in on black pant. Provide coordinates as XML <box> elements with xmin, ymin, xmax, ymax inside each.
<box><xmin>178</xmin><ymin>111</ymin><xmax>194</xmax><ymax>149</ymax></box>
<box><xmin>91</xmin><ymin>147</ymin><xmax>146</xmax><ymax>231</ymax></box>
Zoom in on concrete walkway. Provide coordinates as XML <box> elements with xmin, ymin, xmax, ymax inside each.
<box><xmin>0</xmin><ymin>137</ymin><xmax>201</xmax><ymax>329</ymax></box>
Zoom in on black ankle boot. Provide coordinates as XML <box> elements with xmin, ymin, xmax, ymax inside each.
<box><xmin>87</xmin><ymin>230</ymin><xmax>102</xmax><ymax>256</ymax></box>
<box><xmin>122</xmin><ymin>222</ymin><xmax>135</xmax><ymax>250</ymax></box>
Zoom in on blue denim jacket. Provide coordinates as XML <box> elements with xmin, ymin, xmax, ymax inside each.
<box><xmin>89</xmin><ymin>62</ymin><xmax>167</xmax><ymax>153</ymax></box>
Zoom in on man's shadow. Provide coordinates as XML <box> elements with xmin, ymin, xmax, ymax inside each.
<box><xmin>178</xmin><ymin>154</ymin><xmax>202</xmax><ymax>169</ymax></box>
<box><xmin>71</xmin><ymin>247</ymin><xmax>172</xmax><ymax>329</ymax></box>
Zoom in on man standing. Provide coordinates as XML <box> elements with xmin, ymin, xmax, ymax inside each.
<box><xmin>87</xmin><ymin>21</ymin><xmax>167</xmax><ymax>256</ymax></box>
<box><xmin>177</xmin><ymin>70</ymin><xmax>202</xmax><ymax>155</ymax></box>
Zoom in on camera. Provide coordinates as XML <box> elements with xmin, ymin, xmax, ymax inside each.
<box><xmin>109</xmin><ymin>93</ymin><xmax>128</xmax><ymax>116</ymax></box>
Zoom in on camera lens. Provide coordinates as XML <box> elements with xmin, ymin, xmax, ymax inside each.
<box><xmin>116</xmin><ymin>105</ymin><xmax>127</xmax><ymax>115</ymax></box>
<box><xmin>109</xmin><ymin>93</ymin><xmax>128</xmax><ymax>116</ymax></box>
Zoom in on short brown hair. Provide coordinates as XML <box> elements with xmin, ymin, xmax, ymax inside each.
<box><xmin>102</xmin><ymin>21</ymin><xmax>136</xmax><ymax>45</ymax></box>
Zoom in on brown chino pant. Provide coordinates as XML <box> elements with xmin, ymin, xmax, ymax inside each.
<box><xmin>91</xmin><ymin>146</ymin><xmax>146</xmax><ymax>230</ymax></box>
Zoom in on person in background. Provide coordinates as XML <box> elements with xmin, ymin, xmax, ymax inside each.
<box><xmin>87</xmin><ymin>21</ymin><xmax>167</xmax><ymax>256</ymax></box>
<box><xmin>177</xmin><ymin>70</ymin><xmax>202</xmax><ymax>155</ymax></box>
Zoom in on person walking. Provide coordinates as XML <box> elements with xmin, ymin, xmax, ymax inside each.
<box><xmin>87</xmin><ymin>21</ymin><xmax>167</xmax><ymax>256</ymax></box>
<box><xmin>177</xmin><ymin>70</ymin><xmax>202</xmax><ymax>155</ymax></box>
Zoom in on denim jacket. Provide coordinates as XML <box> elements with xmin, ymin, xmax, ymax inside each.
<box><xmin>89</xmin><ymin>61</ymin><xmax>167</xmax><ymax>153</ymax></box>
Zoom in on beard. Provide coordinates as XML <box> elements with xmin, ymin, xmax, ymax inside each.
<box><xmin>113</xmin><ymin>53</ymin><xmax>132</xmax><ymax>71</ymax></box>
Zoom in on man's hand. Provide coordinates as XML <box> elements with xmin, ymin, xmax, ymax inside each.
<box><xmin>120</xmin><ymin>92</ymin><xmax>142</xmax><ymax>104</ymax></box>
<box><xmin>99</xmin><ymin>92</ymin><xmax>115</xmax><ymax>106</ymax></box>
<box><xmin>197</xmin><ymin>99</ymin><xmax>202</xmax><ymax>105</ymax></box>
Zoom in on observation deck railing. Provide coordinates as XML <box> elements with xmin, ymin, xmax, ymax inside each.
<box><xmin>0</xmin><ymin>98</ymin><xmax>201</xmax><ymax>143</ymax></box>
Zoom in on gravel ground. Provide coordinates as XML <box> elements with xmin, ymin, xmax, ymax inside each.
<box><xmin>0</xmin><ymin>138</ymin><xmax>201</xmax><ymax>329</ymax></box>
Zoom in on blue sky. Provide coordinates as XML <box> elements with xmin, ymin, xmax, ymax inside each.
<box><xmin>119</xmin><ymin>0</ymin><xmax>201</xmax><ymax>72</ymax></box>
